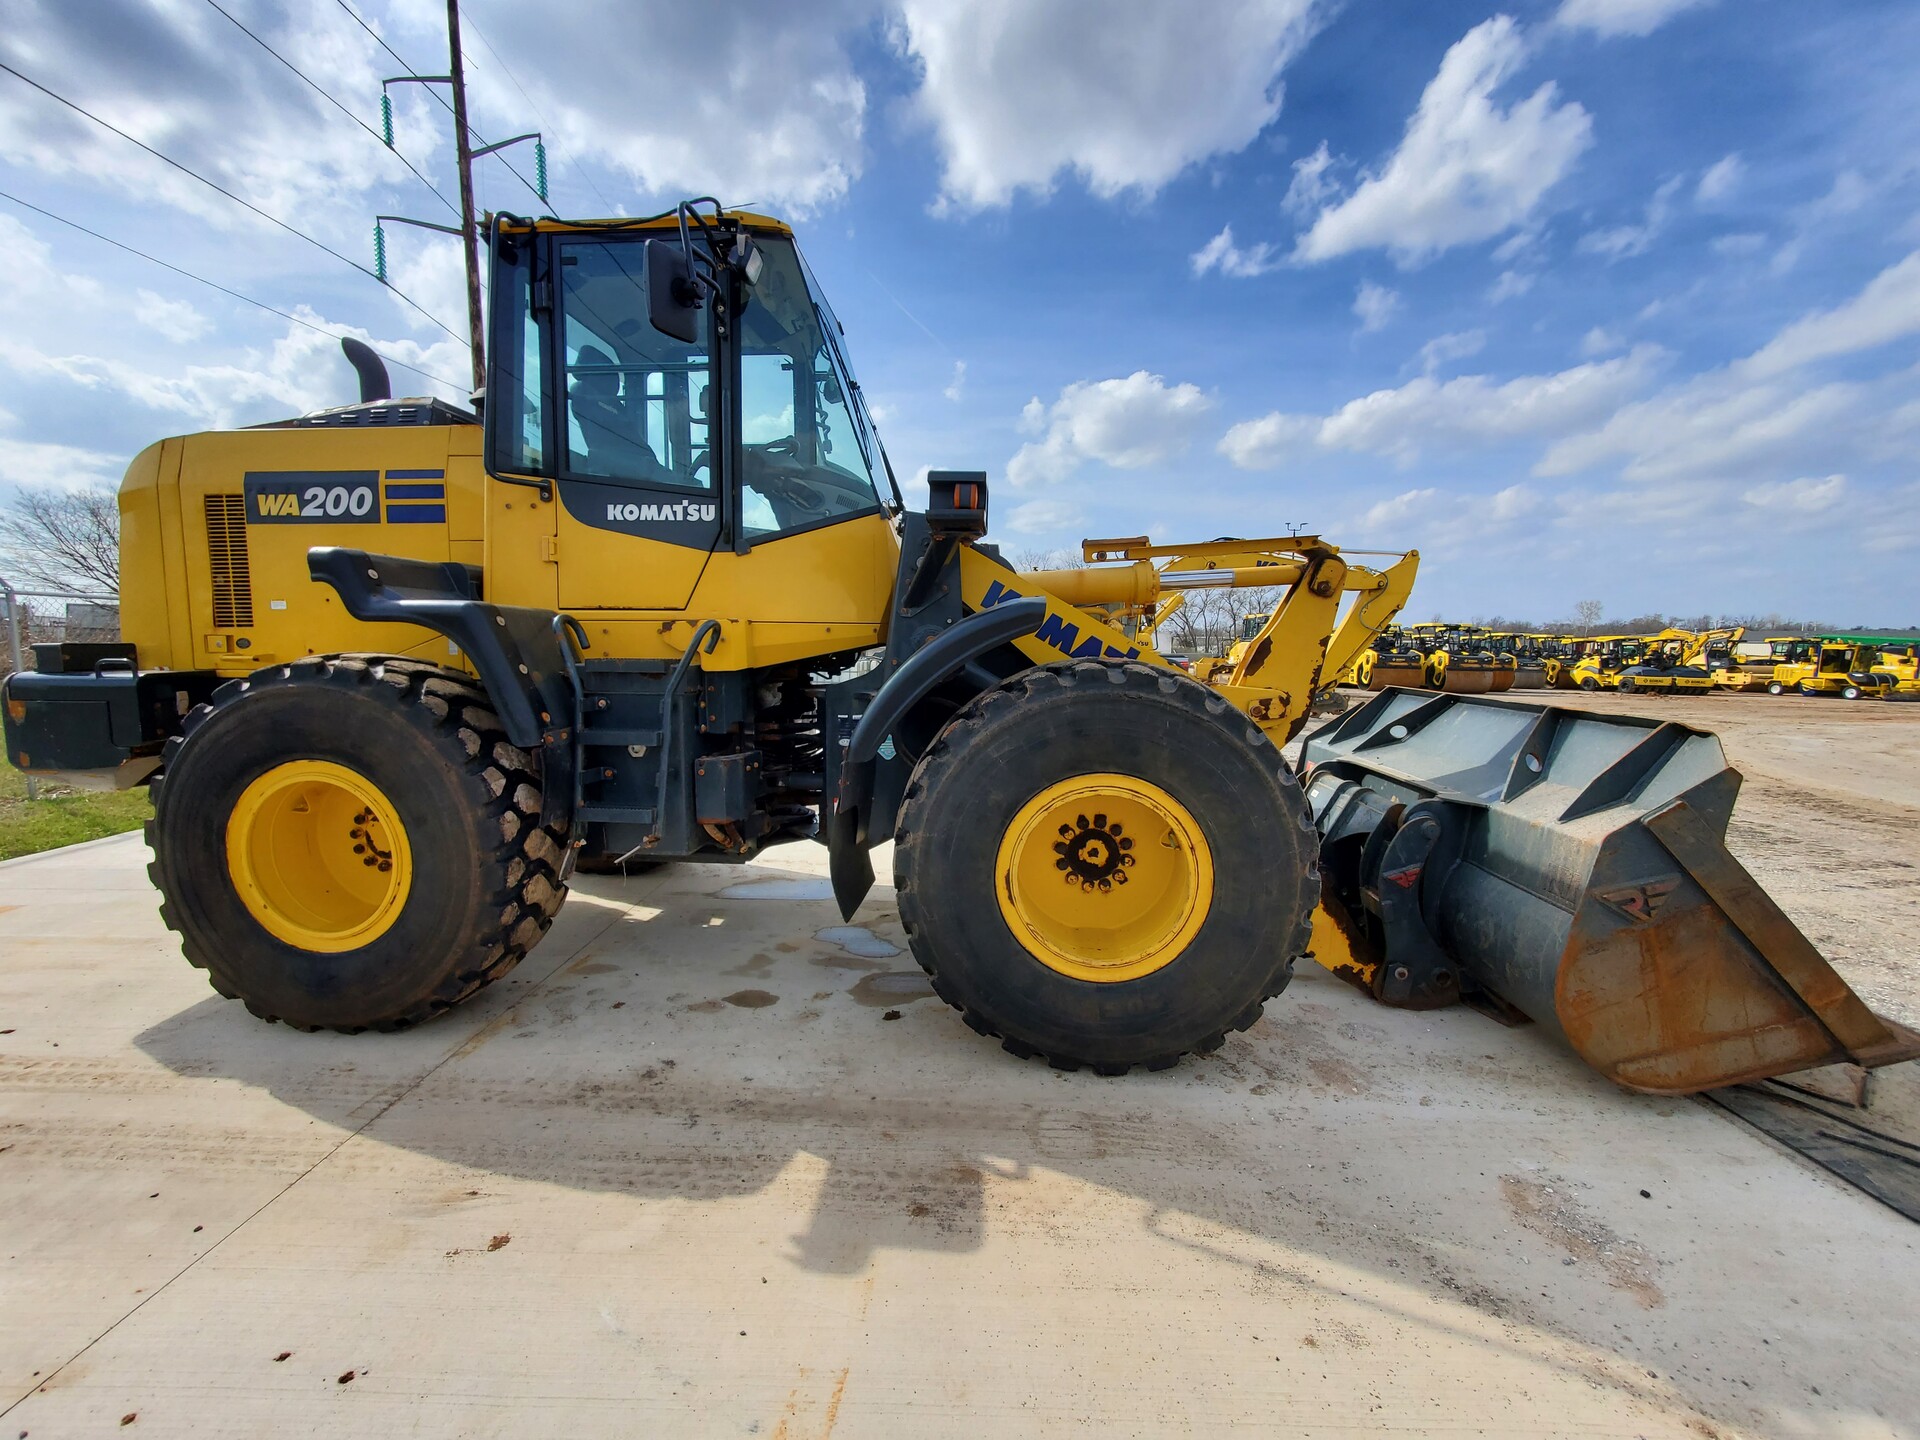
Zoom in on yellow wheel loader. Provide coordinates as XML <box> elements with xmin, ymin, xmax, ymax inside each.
<box><xmin>5</xmin><ymin>202</ymin><xmax>1912</xmax><ymax>1094</ymax></box>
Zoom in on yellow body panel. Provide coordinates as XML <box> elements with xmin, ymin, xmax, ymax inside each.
<box><xmin>118</xmin><ymin>422</ymin><xmax>901</xmax><ymax>679</ymax></box>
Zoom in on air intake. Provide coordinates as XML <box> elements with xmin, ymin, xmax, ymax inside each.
<box><xmin>204</xmin><ymin>494</ymin><xmax>253</xmax><ymax>628</ymax></box>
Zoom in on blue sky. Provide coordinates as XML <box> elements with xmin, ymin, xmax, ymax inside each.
<box><xmin>2</xmin><ymin>0</ymin><xmax>1917</xmax><ymax>623</ymax></box>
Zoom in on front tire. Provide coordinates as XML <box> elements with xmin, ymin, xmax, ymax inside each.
<box><xmin>149</xmin><ymin>657</ymin><xmax>569</xmax><ymax>1031</ymax></box>
<box><xmin>893</xmin><ymin>660</ymin><xmax>1317</xmax><ymax>1073</ymax></box>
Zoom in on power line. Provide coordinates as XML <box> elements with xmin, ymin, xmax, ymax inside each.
<box><xmin>0</xmin><ymin>188</ymin><xmax>465</xmax><ymax>392</ymax></box>
<box><xmin>201</xmin><ymin>0</ymin><xmax>458</xmax><ymax>218</ymax></box>
<box><xmin>329</xmin><ymin>0</ymin><xmax>547</xmax><ymax>210</ymax></box>
<box><xmin>0</xmin><ymin>58</ymin><xmax>464</xmax><ymax>346</ymax></box>
<box><xmin>460</xmin><ymin>9</ymin><xmax>608</xmax><ymax>211</ymax></box>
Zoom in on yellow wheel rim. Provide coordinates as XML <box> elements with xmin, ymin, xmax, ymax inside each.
<box><xmin>225</xmin><ymin>760</ymin><xmax>413</xmax><ymax>953</ymax></box>
<box><xmin>994</xmin><ymin>773</ymin><xmax>1214</xmax><ymax>984</ymax></box>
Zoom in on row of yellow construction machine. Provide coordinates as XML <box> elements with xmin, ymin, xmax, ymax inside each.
<box><xmin>1711</xmin><ymin>635</ymin><xmax>1920</xmax><ymax>699</ymax></box>
<box><xmin>1344</xmin><ymin>625</ymin><xmax>1564</xmax><ymax>695</ymax></box>
<box><xmin>1340</xmin><ymin>624</ymin><xmax>1920</xmax><ymax>700</ymax></box>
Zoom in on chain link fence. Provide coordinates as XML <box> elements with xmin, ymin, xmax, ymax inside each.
<box><xmin>1</xmin><ymin>579</ymin><xmax>122</xmax><ymax>800</ymax></box>
<box><xmin>1</xmin><ymin>582</ymin><xmax>121</xmax><ymax>679</ymax></box>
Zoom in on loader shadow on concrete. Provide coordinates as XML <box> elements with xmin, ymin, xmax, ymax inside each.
<box><xmin>129</xmin><ymin>865</ymin><xmax>1920</xmax><ymax>1438</ymax></box>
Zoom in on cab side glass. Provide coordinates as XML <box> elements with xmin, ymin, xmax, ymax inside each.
<box><xmin>559</xmin><ymin>241</ymin><xmax>713</xmax><ymax>494</ymax></box>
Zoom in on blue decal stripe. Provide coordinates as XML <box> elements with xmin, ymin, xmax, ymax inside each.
<box><xmin>384</xmin><ymin>468</ymin><xmax>445</xmax><ymax>480</ymax></box>
<box><xmin>383</xmin><ymin>482</ymin><xmax>445</xmax><ymax>500</ymax></box>
<box><xmin>385</xmin><ymin>504</ymin><xmax>447</xmax><ymax>524</ymax></box>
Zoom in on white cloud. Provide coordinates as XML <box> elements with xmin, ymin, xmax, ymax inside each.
<box><xmin>462</xmin><ymin>0</ymin><xmax>873</xmax><ymax>212</ymax></box>
<box><xmin>1540</xmin><ymin>253</ymin><xmax>1920</xmax><ymax>483</ymax></box>
<box><xmin>1190</xmin><ymin>225</ymin><xmax>1281</xmax><ymax>278</ymax></box>
<box><xmin>1580</xmin><ymin>327</ymin><xmax>1624</xmax><ymax>357</ymax></box>
<box><xmin>1007</xmin><ymin>498</ymin><xmax>1082</xmax><ymax>534</ymax></box>
<box><xmin>133</xmin><ymin>289</ymin><xmax>213</xmax><ymax>343</ymax></box>
<box><xmin>1419</xmin><ymin>330</ymin><xmax>1488</xmax><ymax>372</ymax></box>
<box><xmin>1008</xmin><ymin>371</ymin><xmax>1214</xmax><ymax>487</ymax></box>
<box><xmin>1743</xmin><ymin>475</ymin><xmax>1847</xmax><ymax>513</ymax></box>
<box><xmin>1553</xmin><ymin>0</ymin><xmax>1715</xmax><ymax>39</ymax></box>
<box><xmin>1577</xmin><ymin>175</ymin><xmax>1684</xmax><ymax>261</ymax></box>
<box><xmin>1292</xmin><ymin>17</ymin><xmax>1594</xmax><ymax>265</ymax></box>
<box><xmin>1358</xmin><ymin>487</ymin><xmax>1439</xmax><ymax>530</ymax></box>
<box><xmin>1216</xmin><ymin>412</ymin><xmax>1319</xmax><ymax>470</ymax></box>
<box><xmin>895</xmin><ymin>0</ymin><xmax>1322</xmax><ymax>210</ymax></box>
<box><xmin>1489</xmin><ymin>482</ymin><xmax>1539</xmax><ymax>520</ymax></box>
<box><xmin>1711</xmin><ymin>232</ymin><xmax>1767</xmax><ymax>257</ymax></box>
<box><xmin>943</xmin><ymin>359</ymin><xmax>967</xmax><ymax>402</ymax></box>
<box><xmin>1696</xmin><ymin>153</ymin><xmax>1744</xmax><ymax>205</ymax></box>
<box><xmin>1489</xmin><ymin>269</ymin><xmax>1537</xmax><ymax>303</ymax></box>
<box><xmin>1352</xmin><ymin>281</ymin><xmax>1401</xmax><ymax>333</ymax></box>
<box><xmin>1744</xmin><ymin>250</ymin><xmax>1920</xmax><ymax>378</ymax></box>
<box><xmin>1219</xmin><ymin>345</ymin><xmax>1666</xmax><ymax>468</ymax></box>
<box><xmin>1282</xmin><ymin>141</ymin><xmax>1339</xmax><ymax>218</ymax></box>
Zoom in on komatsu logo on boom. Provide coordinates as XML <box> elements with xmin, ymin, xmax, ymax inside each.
<box><xmin>607</xmin><ymin>501</ymin><xmax>717</xmax><ymax>523</ymax></box>
<box><xmin>980</xmin><ymin>579</ymin><xmax>1140</xmax><ymax>661</ymax></box>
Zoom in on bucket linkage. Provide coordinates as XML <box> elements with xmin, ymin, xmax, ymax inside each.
<box><xmin>1299</xmin><ymin>689</ymin><xmax>1920</xmax><ymax>1095</ymax></box>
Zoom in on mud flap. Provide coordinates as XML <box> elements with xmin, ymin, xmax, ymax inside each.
<box><xmin>1300</xmin><ymin>688</ymin><xmax>1920</xmax><ymax>1095</ymax></box>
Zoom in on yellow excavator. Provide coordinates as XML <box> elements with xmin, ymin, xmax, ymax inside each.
<box><xmin>5</xmin><ymin>200</ymin><xmax>1911</xmax><ymax>1096</ymax></box>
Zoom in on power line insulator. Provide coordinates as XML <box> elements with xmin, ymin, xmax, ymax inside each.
<box><xmin>374</xmin><ymin>222</ymin><xmax>387</xmax><ymax>283</ymax></box>
<box><xmin>535</xmin><ymin>140</ymin><xmax>548</xmax><ymax>204</ymax></box>
<box><xmin>380</xmin><ymin>92</ymin><xmax>394</xmax><ymax>148</ymax></box>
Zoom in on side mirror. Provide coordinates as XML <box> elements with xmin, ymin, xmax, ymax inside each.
<box><xmin>643</xmin><ymin>238</ymin><xmax>701</xmax><ymax>344</ymax></box>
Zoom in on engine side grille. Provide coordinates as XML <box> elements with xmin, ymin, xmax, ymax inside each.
<box><xmin>204</xmin><ymin>493</ymin><xmax>253</xmax><ymax>629</ymax></box>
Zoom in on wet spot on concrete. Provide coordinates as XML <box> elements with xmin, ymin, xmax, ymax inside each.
<box><xmin>849</xmin><ymin>971</ymin><xmax>935</xmax><ymax>1008</ymax></box>
<box><xmin>816</xmin><ymin>925</ymin><xmax>902</xmax><ymax>959</ymax></box>
<box><xmin>723</xmin><ymin>989</ymin><xmax>779</xmax><ymax>1009</ymax></box>
<box><xmin>775</xmin><ymin>941</ymin><xmax>801</xmax><ymax>953</ymax></box>
<box><xmin>719</xmin><ymin>877</ymin><xmax>834</xmax><ymax>901</ymax></box>
<box><xmin>1500</xmin><ymin>1172</ymin><xmax>1663</xmax><ymax>1308</ymax></box>
<box><xmin>570</xmin><ymin>958</ymin><xmax>620</xmax><ymax>976</ymax></box>
<box><xmin>726</xmin><ymin>951</ymin><xmax>777</xmax><ymax>977</ymax></box>
<box><xmin>685</xmin><ymin>999</ymin><xmax>725</xmax><ymax>1013</ymax></box>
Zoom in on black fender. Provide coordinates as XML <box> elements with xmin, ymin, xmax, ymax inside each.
<box><xmin>827</xmin><ymin>595</ymin><xmax>1045</xmax><ymax>919</ymax></box>
<box><xmin>307</xmin><ymin>545</ymin><xmax>575</xmax><ymax>753</ymax></box>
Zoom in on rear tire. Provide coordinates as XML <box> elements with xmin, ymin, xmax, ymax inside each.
<box><xmin>148</xmin><ymin>657</ymin><xmax>569</xmax><ymax>1032</ymax></box>
<box><xmin>1767</xmin><ymin>681</ymin><xmax>1785</xmax><ymax>696</ymax></box>
<box><xmin>894</xmin><ymin>660</ymin><xmax>1316</xmax><ymax>1073</ymax></box>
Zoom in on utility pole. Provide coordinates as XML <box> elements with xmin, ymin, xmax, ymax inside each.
<box><xmin>373</xmin><ymin>0</ymin><xmax>548</xmax><ymax>400</ymax></box>
<box><xmin>445</xmin><ymin>0</ymin><xmax>486</xmax><ymax>395</ymax></box>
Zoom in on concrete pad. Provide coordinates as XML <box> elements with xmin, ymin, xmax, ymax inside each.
<box><xmin>3</xmin><ymin>833</ymin><xmax>1918</xmax><ymax>1438</ymax></box>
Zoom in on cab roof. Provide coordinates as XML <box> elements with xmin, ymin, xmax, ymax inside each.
<box><xmin>492</xmin><ymin>209</ymin><xmax>793</xmax><ymax>239</ymax></box>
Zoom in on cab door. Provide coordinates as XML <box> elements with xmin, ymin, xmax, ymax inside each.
<box><xmin>546</xmin><ymin>235</ymin><xmax>722</xmax><ymax>610</ymax></box>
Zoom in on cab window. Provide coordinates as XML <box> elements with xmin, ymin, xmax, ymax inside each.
<box><xmin>736</xmin><ymin>238</ymin><xmax>885</xmax><ymax>538</ymax></box>
<box><xmin>558</xmin><ymin>240</ymin><xmax>712</xmax><ymax>493</ymax></box>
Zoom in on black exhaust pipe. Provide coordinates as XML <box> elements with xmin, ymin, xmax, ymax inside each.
<box><xmin>340</xmin><ymin>337</ymin><xmax>391</xmax><ymax>403</ymax></box>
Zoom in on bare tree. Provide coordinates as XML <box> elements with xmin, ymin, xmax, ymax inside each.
<box><xmin>1008</xmin><ymin>547</ymin><xmax>1085</xmax><ymax>572</ymax></box>
<box><xmin>1572</xmin><ymin>599</ymin><xmax>1604</xmax><ymax>637</ymax></box>
<box><xmin>0</xmin><ymin>486</ymin><xmax>120</xmax><ymax>593</ymax></box>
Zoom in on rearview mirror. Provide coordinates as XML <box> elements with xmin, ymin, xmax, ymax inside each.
<box><xmin>643</xmin><ymin>238</ymin><xmax>701</xmax><ymax>344</ymax></box>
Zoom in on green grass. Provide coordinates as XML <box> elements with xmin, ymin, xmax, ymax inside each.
<box><xmin>0</xmin><ymin>764</ymin><xmax>152</xmax><ymax>861</ymax></box>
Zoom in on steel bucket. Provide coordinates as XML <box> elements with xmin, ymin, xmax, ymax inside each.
<box><xmin>1299</xmin><ymin>689</ymin><xmax>1920</xmax><ymax>1094</ymax></box>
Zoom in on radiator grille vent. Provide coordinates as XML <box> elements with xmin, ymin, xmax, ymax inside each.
<box><xmin>204</xmin><ymin>494</ymin><xmax>253</xmax><ymax>629</ymax></box>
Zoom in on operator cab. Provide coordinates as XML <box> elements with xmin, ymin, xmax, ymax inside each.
<box><xmin>484</xmin><ymin>206</ymin><xmax>899</xmax><ymax>608</ymax></box>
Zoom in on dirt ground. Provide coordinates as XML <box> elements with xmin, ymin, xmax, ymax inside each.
<box><xmin>1517</xmin><ymin>690</ymin><xmax>1920</xmax><ymax>1030</ymax></box>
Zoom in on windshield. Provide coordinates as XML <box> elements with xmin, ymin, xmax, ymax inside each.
<box><xmin>733</xmin><ymin>238</ymin><xmax>890</xmax><ymax>538</ymax></box>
